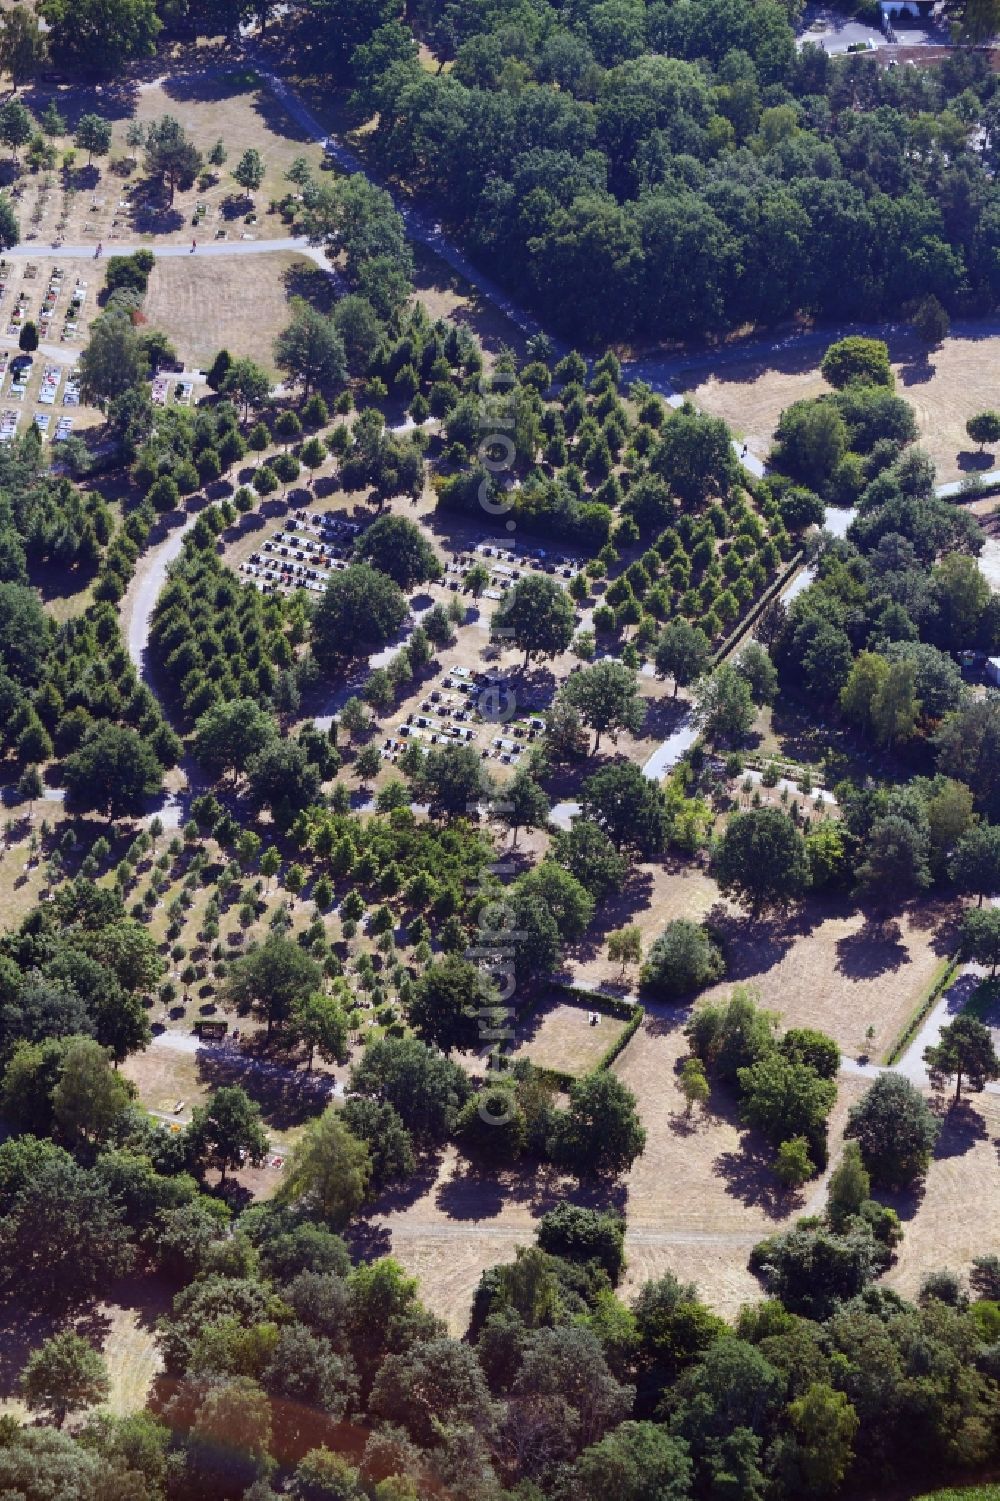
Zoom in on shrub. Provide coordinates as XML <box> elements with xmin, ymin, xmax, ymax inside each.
<box><xmin>639</xmin><ymin>920</ymin><xmax>724</xmax><ymax>1000</ymax></box>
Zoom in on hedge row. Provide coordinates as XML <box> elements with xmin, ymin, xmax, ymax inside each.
<box><xmin>884</xmin><ymin>953</ymin><xmax>960</xmax><ymax>1066</ymax></box>
<box><xmin>550</xmin><ymin>982</ymin><xmax>642</xmax><ymax>1021</ymax></box>
<box><xmin>713</xmin><ymin>548</ymin><xmax>806</xmax><ymax>666</ymax></box>
<box><xmin>504</xmin><ymin>986</ymin><xmax>645</xmax><ymax>1089</ymax></box>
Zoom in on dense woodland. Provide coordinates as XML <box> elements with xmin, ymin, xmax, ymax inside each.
<box><xmin>280</xmin><ymin>0</ymin><xmax>1000</xmax><ymax>344</ymax></box>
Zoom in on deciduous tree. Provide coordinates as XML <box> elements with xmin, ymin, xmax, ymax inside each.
<box><xmin>190</xmin><ymin>1085</ymin><xmax>268</xmax><ymax>1184</ymax></box>
<box><xmin>277</xmin><ymin>1107</ymin><xmax>371</xmax><ymax>1226</ymax></box>
<box><xmin>491</xmin><ymin>573</ymin><xmax>575</xmax><ymax>668</ymax></box>
<box><xmin>20</xmin><ymin>1332</ymin><xmax>108</xmax><ymax>1428</ymax></box>
<box><xmin>845</xmin><ymin>1072</ymin><xmax>940</xmax><ymax>1188</ymax></box>
<box><xmin>713</xmin><ymin>808</ymin><xmax>809</xmax><ymax>919</ymax></box>
<box><xmin>559</xmin><ymin>660</ymin><xmax>646</xmax><ymax>753</ymax></box>
<box><xmin>924</xmin><ymin>1013</ymin><xmax>1000</xmax><ymax>1101</ymax></box>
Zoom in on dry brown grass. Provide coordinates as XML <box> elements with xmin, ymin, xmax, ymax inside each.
<box><xmin>0</xmin><ymin>1276</ymin><xmax>171</xmax><ymax>1421</ymax></box>
<box><xmin>0</xmin><ymin>803</ymin><xmax>73</xmax><ymax>931</ymax></box>
<box><xmin>369</xmin><ymin>1019</ymin><xmax>873</xmax><ymax>1330</ymax></box>
<box><xmin>695</xmin><ymin>897</ymin><xmax>957</xmax><ymax>1062</ymax></box>
<box><xmin>567</xmin><ymin>861</ymin><xmax>720</xmax><ymax>995</ymax></box>
<box><xmin>123</xmin><ymin>1044</ymin><xmax>207</xmax><ymax>1119</ymax></box>
<box><xmin>141</xmin><ymin>250</ymin><xmax>311</xmax><ymax>372</ymax></box>
<box><xmin>99</xmin><ymin>1294</ymin><xmax>168</xmax><ymax>1415</ymax></box>
<box><xmin>512</xmin><ymin>1001</ymin><xmax>628</xmax><ymax>1076</ymax></box>
<box><xmin>686</xmin><ymin>326</ymin><xmax>1000</xmax><ymax>485</ymax></box>
<box><xmin>687</xmin><ymin>365</ymin><xmax>827</xmax><ymax>458</ymax></box>
<box><xmin>9</xmin><ymin>68</ymin><xmax>327</xmax><ymax>249</ymax></box>
<box><xmin>885</xmin><ymin>1090</ymin><xmax>1000</xmax><ymax>1300</ymax></box>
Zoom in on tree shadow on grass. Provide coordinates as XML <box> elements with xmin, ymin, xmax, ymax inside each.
<box><xmin>282</xmin><ymin>261</ymin><xmax>337</xmax><ymax>315</ymax></box>
<box><xmin>706</xmin><ymin>908</ymin><xmax>799</xmax><ymax>983</ymax></box>
<box><xmin>895</xmin><ymin>350</ymin><xmax>936</xmax><ymax>387</ymax></box>
<box><xmin>835</xmin><ymin>916</ymin><xmax>909</xmax><ymax>981</ymax></box>
<box><xmin>365</xmin><ymin>1151</ymin><xmax>445</xmax><ymax>1217</ymax></box>
<box><xmin>250</xmin><ymin>88</ymin><xmax>314</xmax><ymax>147</ymax></box>
<box><xmin>433</xmin><ymin>1155</ymin><xmax>627</xmax><ymax>1223</ymax></box>
<box><xmin>128</xmin><ymin>202</ymin><xmax>185</xmax><ymax>236</ymax></box>
<box><xmin>160</xmin><ymin>68</ymin><xmax>258</xmax><ymax>106</ymax></box>
<box><xmin>958</xmin><ymin>449</ymin><xmax>996</xmax><ymax>472</ymax></box>
<box><xmin>569</xmin><ymin>869</ymin><xmax>655</xmax><ymax>962</ymax></box>
<box><xmin>641</xmin><ymin>693</ymin><xmax>693</xmax><ymax>743</ymax></box>
<box><xmin>930</xmin><ymin>1098</ymin><xmax>989</xmax><ymax>1161</ymax></box>
<box><xmin>873</xmin><ymin>1182</ymin><xmax>925</xmax><ymax>1223</ymax></box>
<box><xmin>905</xmin><ymin>897</ymin><xmax>963</xmax><ymax>956</ymax></box>
<box><xmin>643</xmin><ymin>1001</ymin><xmax>694</xmax><ymax>1039</ymax></box>
<box><xmin>345</xmin><ymin>1221</ymin><xmax>392</xmax><ymax>1264</ymax></box>
<box><xmin>713</xmin><ymin>1134</ymin><xmax>800</xmax><ymax>1222</ymax></box>
<box><xmin>196</xmin><ymin>1046</ymin><xmax>335</xmax><ymax>1129</ymax></box>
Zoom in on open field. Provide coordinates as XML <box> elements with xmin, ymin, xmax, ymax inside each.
<box><xmin>511</xmin><ymin>999</ymin><xmax>628</xmax><ymax>1076</ymax></box>
<box><xmin>886</xmin><ymin>1091</ymin><xmax>1000</xmax><ymax>1300</ymax></box>
<box><xmin>696</xmin><ymin>897</ymin><xmax>957</xmax><ymax>1063</ymax></box>
<box><xmin>369</xmin><ymin>1018</ymin><xmax>872</xmax><ymax>1329</ymax></box>
<box><xmin>9</xmin><ymin>66</ymin><xmax>327</xmax><ymax>251</ymax></box>
<box><xmin>142</xmin><ymin>249</ymin><xmax>314</xmax><ymax>372</ymax></box>
<box><xmin>685</xmin><ymin>324</ymin><xmax>1000</xmax><ymax>485</ymax></box>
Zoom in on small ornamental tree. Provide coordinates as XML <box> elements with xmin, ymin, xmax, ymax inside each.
<box><xmin>911</xmin><ymin>293</ymin><xmax>949</xmax><ymax>347</ymax></box>
<box><xmin>640</xmin><ymin>919</ymin><xmax>724</xmax><ymax>999</ymax></box>
<box><xmin>607</xmin><ymin>925</ymin><xmax>642</xmax><ymax>979</ymax></box>
<box><xmin>233</xmin><ymin>147</ymin><xmax>264</xmax><ymax>196</ymax></box>
<box><xmin>966</xmin><ymin>411</ymin><xmax>1000</xmax><ymax>451</ymax></box>
<box><xmin>679</xmin><ymin>1056</ymin><xmax>710</xmax><ymax>1117</ymax></box>
<box><xmin>74</xmin><ymin>112</ymin><xmax>112</xmax><ymax>166</ymax></box>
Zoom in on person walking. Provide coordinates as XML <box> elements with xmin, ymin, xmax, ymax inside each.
<box><xmin>191</xmin><ymin>238</ymin><xmax>197</xmax><ymax>253</ymax></box>
<box><xmin>95</xmin><ymin>242</ymin><xmax>102</xmax><ymax>259</ymax></box>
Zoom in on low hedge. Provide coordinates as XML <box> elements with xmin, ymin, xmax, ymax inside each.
<box><xmin>883</xmin><ymin>953</ymin><xmax>960</xmax><ymax>1066</ymax></box>
<box><xmin>596</xmin><ymin>1003</ymin><xmax>644</xmax><ymax>1071</ymax></box>
<box><xmin>550</xmin><ymin>982</ymin><xmax>641</xmax><ymax>1020</ymax></box>
<box><xmin>506</xmin><ymin>985</ymin><xmax>645</xmax><ymax>1086</ymax></box>
<box><xmin>712</xmin><ymin>549</ymin><xmax>805</xmax><ymax>666</ymax></box>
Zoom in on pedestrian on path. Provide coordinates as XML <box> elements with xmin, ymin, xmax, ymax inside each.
<box><xmin>191</xmin><ymin>238</ymin><xmax>197</xmax><ymax>253</ymax></box>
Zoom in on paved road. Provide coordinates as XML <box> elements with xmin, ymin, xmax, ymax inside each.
<box><xmin>123</xmin><ymin>513</ymin><xmax>199</xmax><ymax>676</ymax></box>
<box><xmin>373</xmin><ymin>1217</ymin><xmax>764</xmax><ymax>1249</ymax></box>
<box><xmin>9</xmin><ymin>235</ymin><xmax>327</xmax><ymax>263</ymax></box>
